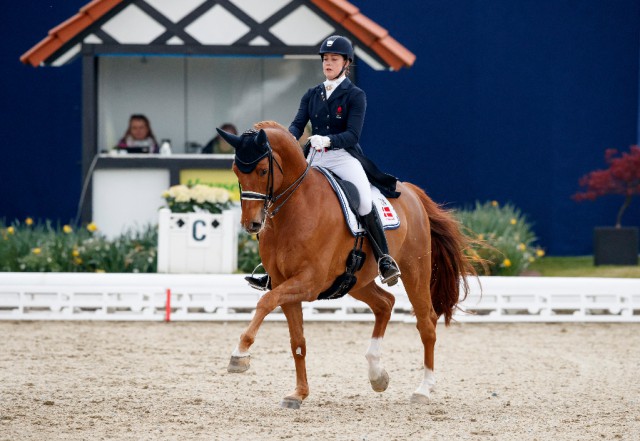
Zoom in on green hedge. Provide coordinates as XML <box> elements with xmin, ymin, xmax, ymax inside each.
<box><xmin>237</xmin><ymin>231</ymin><xmax>263</xmax><ymax>273</ymax></box>
<box><xmin>454</xmin><ymin>201</ymin><xmax>545</xmax><ymax>276</ymax></box>
<box><xmin>0</xmin><ymin>219</ymin><xmax>157</xmax><ymax>273</ymax></box>
<box><xmin>2</xmin><ymin>204</ymin><xmax>542</xmax><ymax>276</ymax></box>
<box><xmin>1</xmin><ymin>218</ymin><xmax>262</xmax><ymax>274</ymax></box>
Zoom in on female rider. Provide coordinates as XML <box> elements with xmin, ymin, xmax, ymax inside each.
<box><xmin>248</xmin><ymin>35</ymin><xmax>401</xmax><ymax>289</ymax></box>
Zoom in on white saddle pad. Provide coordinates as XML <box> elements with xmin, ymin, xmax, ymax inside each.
<box><xmin>315</xmin><ymin>166</ymin><xmax>401</xmax><ymax>237</ymax></box>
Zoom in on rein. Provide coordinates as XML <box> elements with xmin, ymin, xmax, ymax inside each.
<box><xmin>240</xmin><ymin>142</ymin><xmax>315</xmax><ymax>219</ymax></box>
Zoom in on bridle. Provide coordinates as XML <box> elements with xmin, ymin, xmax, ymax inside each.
<box><xmin>239</xmin><ymin>137</ymin><xmax>315</xmax><ymax>221</ymax></box>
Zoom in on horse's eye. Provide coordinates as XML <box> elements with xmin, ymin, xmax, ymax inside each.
<box><xmin>260</xmin><ymin>169</ymin><xmax>268</xmax><ymax>177</ymax></box>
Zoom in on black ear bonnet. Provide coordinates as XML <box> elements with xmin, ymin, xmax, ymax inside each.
<box><xmin>216</xmin><ymin>128</ymin><xmax>270</xmax><ymax>173</ymax></box>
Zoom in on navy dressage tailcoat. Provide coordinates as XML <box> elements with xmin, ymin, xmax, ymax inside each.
<box><xmin>288</xmin><ymin>78</ymin><xmax>400</xmax><ymax>198</ymax></box>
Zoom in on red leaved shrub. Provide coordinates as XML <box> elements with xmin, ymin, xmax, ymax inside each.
<box><xmin>573</xmin><ymin>145</ymin><xmax>640</xmax><ymax>227</ymax></box>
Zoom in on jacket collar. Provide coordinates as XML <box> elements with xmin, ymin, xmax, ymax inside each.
<box><xmin>327</xmin><ymin>77</ymin><xmax>351</xmax><ymax>102</ymax></box>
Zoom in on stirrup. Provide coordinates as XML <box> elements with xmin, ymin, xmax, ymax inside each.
<box><xmin>244</xmin><ymin>264</ymin><xmax>270</xmax><ymax>291</ymax></box>
<box><xmin>378</xmin><ymin>255</ymin><xmax>401</xmax><ymax>286</ymax></box>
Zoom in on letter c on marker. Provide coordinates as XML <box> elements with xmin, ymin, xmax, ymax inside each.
<box><xmin>192</xmin><ymin>219</ymin><xmax>206</xmax><ymax>241</ymax></box>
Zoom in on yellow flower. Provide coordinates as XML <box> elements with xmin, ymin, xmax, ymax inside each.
<box><xmin>491</xmin><ymin>200</ymin><xmax>498</xmax><ymax>207</ymax></box>
<box><xmin>25</xmin><ymin>217</ymin><xmax>33</xmax><ymax>226</ymax></box>
<box><xmin>74</xmin><ymin>257</ymin><xmax>83</xmax><ymax>265</ymax></box>
<box><xmin>536</xmin><ymin>249</ymin><xmax>545</xmax><ymax>257</ymax></box>
<box><xmin>7</xmin><ymin>226</ymin><xmax>15</xmax><ymax>235</ymax></box>
<box><xmin>477</xmin><ymin>233</ymin><xmax>484</xmax><ymax>240</ymax></box>
<box><xmin>95</xmin><ymin>269</ymin><xmax>105</xmax><ymax>273</ymax></box>
<box><xmin>72</xmin><ymin>249</ymin><xmax>80</xmax><ymax>257</ymax></box>
<box><xmin>510</xmin><ymin>218</ymin><xmax>517</xmax><ymax>225</ymax></box>
<box><xmin>63</xmin><ymin>225</ymin><xmax>73</xmax><ymax>234</ymax></box>
<box><xmin>503</xmin><ymin>258</ymin><xmax>512</xmax><ymax>267</ymax></box>
<box><xmin>518</xmin><ymin>243</ymin><xmax>526</xmax><ymax>251</ymax></box>
<box><xmin>529</xmin><ymin>257</ymin><xmax>535</xmax><ymax>263</ymax></box>
<box><xmin>32</xmin><ymin>248</ymin><xmax>42</xmax><ymax>255</ymax></box>
<box><xmin>87</xmin><ymin>223</ymin><xmax>98</xmax><ymax>233</ymax></box>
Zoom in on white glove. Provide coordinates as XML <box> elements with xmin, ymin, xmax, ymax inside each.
<box><xmin>309</xmin><ymin>135</ymin><xmax>331</xmax><ymax>151</ymax></box>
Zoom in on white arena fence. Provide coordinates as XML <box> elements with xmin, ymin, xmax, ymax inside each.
<box><xmin>0</xmin><ymin>273</ymin><xmax>639</xmax><ymax>323</ymax></box>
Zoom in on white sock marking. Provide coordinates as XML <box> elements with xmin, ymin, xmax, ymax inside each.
<box><xmin>413</xmin><ymin>366</ymin><xmax>436</xmax><ymax>398</ymax></box>
<box><xmin>365</xmin><ymin>338</ymin><xmax>384</xmax><ymax>380</ymax></box>
<box><xmin>231</xmin><ymin>345</ymin><xmax>250</xmax><ymax>358</ymax></box>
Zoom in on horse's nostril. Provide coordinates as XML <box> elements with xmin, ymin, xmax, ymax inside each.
<box><xmin>249</xmin><ymin>222</ymin><xmax>262</xmax><ymax>233</ymax></box>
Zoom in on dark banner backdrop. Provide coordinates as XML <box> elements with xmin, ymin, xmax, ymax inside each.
<box><xmin>2</xmin><ymin>1</ymin><xmax>639</xmax><ymax>255</ymax></box>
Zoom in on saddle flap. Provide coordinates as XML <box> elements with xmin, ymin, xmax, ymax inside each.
<box><xmin>315</xmin><ymin>166</ymin><xmax>400</xmax><ymax>236</ymax></box>
<box><xmin>326</xmin><ymin>170</ymin><xmax>360</xmax><ymax>216</ymax></box>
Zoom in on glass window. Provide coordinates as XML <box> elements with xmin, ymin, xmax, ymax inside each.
<box><xmin>97</xmin><ymin>56</ymin><xmax>323</xmax><ymax>153</ymax></box>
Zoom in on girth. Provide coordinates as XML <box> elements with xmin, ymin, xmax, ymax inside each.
<box><xmin>317</xmin><ymin>235</ymin><xmax>367</xmax><ymax>300</ymax></box>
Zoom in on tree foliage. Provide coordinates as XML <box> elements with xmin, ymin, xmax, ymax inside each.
<box><xmin>573</xmin><ymin>145</ymin><xmax>640</xmax><ymax>227</ymax></box>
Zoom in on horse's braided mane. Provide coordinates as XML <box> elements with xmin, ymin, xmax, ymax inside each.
<box><xmin>254</xmin><ymin>121</ymin><xmax>300</xmax><ymax>152</ymax></box>
<box><xmin>254</xmin><ymin>121</ymin><xmax>288</xmax><ymax>132</ymax></box>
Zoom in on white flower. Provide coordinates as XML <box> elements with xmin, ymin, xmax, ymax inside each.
<box><xmin>168</xmin><ymin>185</ymin><xmax>190</xmax><ymax>203</ymax></box>
<box><xmin>163</xmin><ymin>184</ymin><xmax>231</xmax><ymax>212</ymax></box>
<box><xmin>191</xmin><ymin>185</ymin><xmax>210</xmax><ymax>204</ymax></box>
<box><xmin>210</xmin><ymin>187</ymin><xmax>230</xmax><ymax>204</ymax></box>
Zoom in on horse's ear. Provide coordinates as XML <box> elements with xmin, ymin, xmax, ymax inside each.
<box><xmin>256</xmin><ymin>129</ymin><xmax>268</xmax><ymax>147</ymax></box>
<box><xmin>216</xmin><ymin>128</ymin><xmax>242</xmax><ymax>149</ymax></box>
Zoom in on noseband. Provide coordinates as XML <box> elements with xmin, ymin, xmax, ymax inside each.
<box><xmin>239</xmin><ymin>138</ymin><xmax>314</xmax><ymax>220</ymax></box>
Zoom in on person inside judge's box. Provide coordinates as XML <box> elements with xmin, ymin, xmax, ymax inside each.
<box><xmin>202</xmin><ymin>123</ymin><xmax>237</xmax><ymax>154</ymax></box>
<box><xmin>115</xmin><ymin>114</ymin><xmax>158</xmax><ymax>153</ymax></box>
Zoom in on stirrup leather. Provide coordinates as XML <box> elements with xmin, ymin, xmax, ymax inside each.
<box><xmin>377</xmin><ymin>255</ymin><xmax>401</xmax><ymax>286</ymax></box>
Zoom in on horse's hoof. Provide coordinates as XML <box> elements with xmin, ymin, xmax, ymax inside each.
<box><xmin>369</xmin><ymin>369</ymin><xmax>389</xmax><ymax>392</ymax></box>
<box><xmin>280</xmin><ymin>397</ymin><xmax>302</xmax><ymax>409</ymax></box>
<box><xmin>410</xmin><ymin>392</ymin><xmax>430</xmax><ymax>404</ymax></box>
<box><xmin>227</xmin><ymin>355</ymin><xmax>250</xmax><ymax>373</ymax></box>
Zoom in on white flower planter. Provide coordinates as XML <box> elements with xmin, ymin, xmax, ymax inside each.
<box><xmin>157</xmin><ymin>208</ymin><xmax>238</xmax><ymax>273</ymax></box>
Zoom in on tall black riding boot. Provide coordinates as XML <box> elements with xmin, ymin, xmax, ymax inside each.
<box><xmin>361</xmin><ymin>209</ymin><xmax>401</xmax><ymax>286</ymax></box>
<box><xmin>244</xmin><ymin>264</ymin><xmax>271</xmax><ymax>291</ymax></box>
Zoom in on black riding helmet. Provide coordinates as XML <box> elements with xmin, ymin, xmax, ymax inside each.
<box><xmin>318</xmin><ymin>35</ymin><xmax>354</xmax><ymax>62</ymax></box>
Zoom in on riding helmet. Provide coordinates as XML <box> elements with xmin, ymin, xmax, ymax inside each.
<box><xmin>318</xmin><ymin>35</ymin><xmax>354</xmax><ymax>62</ymax></box>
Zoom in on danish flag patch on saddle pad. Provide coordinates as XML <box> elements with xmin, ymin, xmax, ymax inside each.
<box><xmin>315</xmin><ymin>166</ymin><xmax>401</xmax><ymax>237</ymax></box>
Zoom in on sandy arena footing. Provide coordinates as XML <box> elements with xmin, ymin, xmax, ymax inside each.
<box><xmin>1</xmin><ymin>321</ymin><xmax>638</xmax><ymax>440</ymax></box>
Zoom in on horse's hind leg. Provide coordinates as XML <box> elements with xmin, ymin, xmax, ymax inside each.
<box><xmin>411</xmin><ymin>312</ymin><xmax>438</xmax><ymax>403</ymax></box>
<box><xmin>400</xmin><ymin>260</ymin><xmax>438</xmax><ymax>403</ymax></box>
<box><xmin>350</xmin><ymin>282</ymin><xmax>395</xmax><ymax>392</ymax></box>
<box><xmin>280</xmin><ymin>302</ymin><xmax>309</xmax><ymax>409</ymax></box>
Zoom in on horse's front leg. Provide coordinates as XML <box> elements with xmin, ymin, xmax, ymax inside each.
<box><xmin>227</xmin><ymin>278</ymin><xmax>312</xmax><ymax>374</ymax></box>
<box><xmin>227</xmin><ymin>288</ymin><xmax>280</xmax><ymax>373</ymax></box>
<box><xmin>280</xmin><ymin>302</ymin><xmax>308</xmax><ymax>409</ymax></box>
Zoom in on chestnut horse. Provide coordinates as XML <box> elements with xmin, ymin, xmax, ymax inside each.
<box><xmin>220</xmin><ymin>121</ymin><xmax>475</xmax><ymax>408</ymax></box>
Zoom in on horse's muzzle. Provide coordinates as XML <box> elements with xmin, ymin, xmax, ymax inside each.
<box><xmin>246</xmin><ymin>221</ymin><xmax>263</xmax><ymax>234</ymax></box>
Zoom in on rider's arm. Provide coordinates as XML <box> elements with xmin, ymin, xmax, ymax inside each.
<box><xmin>289</xmin><ymin>88</ymin><xmax>312</xmax><ymax>140</ymax></box>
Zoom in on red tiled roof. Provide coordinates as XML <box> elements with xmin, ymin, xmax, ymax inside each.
<box><xmin>310</xmin><ymin>0</ymin><xmax>415</xmax><ymax>70</ymax></box>
<box><xmin>21</xmin><ymin>0</ymin><xmax>123</xmax><ymax>67</ymax></box>
<box><xmin>21</xmin><ymin>0</ymin><xmax>415</xmax><ymax>70</ymax></box>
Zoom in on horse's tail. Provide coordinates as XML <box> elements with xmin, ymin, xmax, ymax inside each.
<box><xmin>404</xmin><ymin>183</ymin><xmax>476</xmax><ymax>326</ymax></box>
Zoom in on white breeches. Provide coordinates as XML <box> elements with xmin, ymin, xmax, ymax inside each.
<box><xmin>310</xmin><ymin>149</ymin><xmax>372</xmax><ymax>216</ymax></box>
